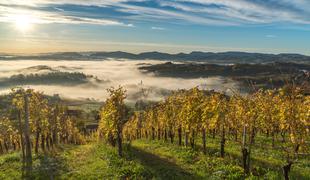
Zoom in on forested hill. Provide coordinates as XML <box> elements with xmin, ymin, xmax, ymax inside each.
<box><xmin>1</xmin><ymin>51</ymin><xmax>310</xmax><ymax>63</ymax></box>
<box><xmin>139</xmin><ymin>62</ymin><xmax>310</xmax><ymax>77</ymax></box>
<box><xmin>139</xmin><ymin>62</ymin><xmax>310</xmax><ymax>91</ymax></box>
<box><xmin>0</xmin><ymin>72</ymin><xmax>104</xmax><ymax>88</ymax></box>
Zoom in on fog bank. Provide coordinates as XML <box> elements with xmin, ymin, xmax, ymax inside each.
<box><xmin>0</xmin><ymin>60</ymin><xmax>239</xmax><ymax>102</ymax></box>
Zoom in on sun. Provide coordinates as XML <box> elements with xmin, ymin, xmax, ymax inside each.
<box><xmin>14</xmin><ymin>14</ymin><xmax>33</xmax><ymax>32</ymax></box>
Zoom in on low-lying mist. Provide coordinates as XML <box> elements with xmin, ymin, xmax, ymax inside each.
<box><xmin>0</xmin><ymin>60</ymin><xmax>240</xmax><ymax>102</ymax></box>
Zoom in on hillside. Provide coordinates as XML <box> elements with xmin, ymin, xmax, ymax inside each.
<box><xmin>1</xmin><ymin>51</ymin><xmax>310</xmax><ymax>63</ymax></box>
<box><xmin>139</xmin><ymin>62</ymin><xmax>310</xmax><ymax>90</ymax></box>
<box><xmin>0</xmin><ymin>87</ymin><xmax>309</xmax><ymax>180</ymax></box>
<box><xmin>0</xmin><ymin>71</ymin><xmax>106</xmax><ymax>88</ymax></box>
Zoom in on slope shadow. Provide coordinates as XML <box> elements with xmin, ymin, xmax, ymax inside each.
<box><xmin>127</xmin><ymin>146</ymin><xmax>203</xmax><ymax>180</ymax></box>
<box><xmin>30</xmin><ymin>153</ymin><xmax>68</xmax><ymax>179</ymax></box>
<box><xmin>29</xmin><ymin>146</ymin><xmax>80</xmax><ymax>180</ymax></box>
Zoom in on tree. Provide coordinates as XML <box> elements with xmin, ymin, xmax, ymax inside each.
<box><xmin>11</xmin><ymin>88</ymin><xmax>32</xmax><ymax>176</ymax></box>
<box><xmin>98</xmin><ymin>86</ymin><xmax>129</xmax><ymax>156</ymax></box>
<box><xmin>277</xmin><ymin>87</ymin><xmax>309</xmax><ymax>180</ymax></box>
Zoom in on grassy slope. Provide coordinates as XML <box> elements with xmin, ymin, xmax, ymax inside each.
<box><xmin>0</xmin><ymin>138</ymin><xmax>309</xmax><ymax>180</ymax></box>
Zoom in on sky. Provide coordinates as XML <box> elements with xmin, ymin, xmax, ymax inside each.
<box><xmin>0</xmin><ymin>0</ymin><xmax>310</xmax><ymax>55</ymax></box>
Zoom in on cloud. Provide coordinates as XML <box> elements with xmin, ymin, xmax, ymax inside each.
<box><xmin>160</xmin><ymin>0</ymin><xmax>310</xmax><ymax>24</ymax></box>
<box><xmin>0</xmin><ymin>0</ymin><xmax>139</xmax><ymax>7</ymax></box>
<box><xmin>1</xmin><ymin>0</ymin><xmax>310</xmax><ymax>27</ymax></box>
<box><xmin>151</xmin><ymin>26</ymin><xmax>165</xmax><ymax>30</ymax></box>
<box><xmin>0</xmin><ymin>6</ymin><xmax>133</xmax><ymax>26</ymax></box>
<box><xmin>116</xmin><ymin>3</ymin><xmax>237</xmax><ymax>26</ymax></box>
<box><xmin>54</xmin><ymin>7</ymin><xmax>64</xmax><ymax>12</ymax></box>
<box><xmin>266</xmin><ymin>35</ymin><xmax>277</xmax><ymax>38</ymax></box>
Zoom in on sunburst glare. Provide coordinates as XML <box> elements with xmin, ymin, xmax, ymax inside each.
<box><xmin>13</xmin><ymin>14</ymin><xmax>34</xmax><ymax>32</ymax></box>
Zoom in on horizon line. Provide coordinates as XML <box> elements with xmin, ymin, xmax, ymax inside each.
<box><xmin>1</xmin><ymin>50</ymin><xmax>309</xmax><ymax>57</ymax></box>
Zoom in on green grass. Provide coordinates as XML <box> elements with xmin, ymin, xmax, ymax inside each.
<box><xmin>0</xmin><ymin>137</ymin><xmax>309</xmax><ymax>179</ymax></box>
<box><xmin>0</xmin><ymin>143</ymin><xmax>152</xmax><ymax>180</ymax></box>
<box><xmin>130</xmin><ymin>140</ymin><xmax>244</xmax><ymax>179</ymax></box>
<box><xmin>204</xmin><ymin>135</ymin><xmax>310</xmax><ymax>179</ymax></box>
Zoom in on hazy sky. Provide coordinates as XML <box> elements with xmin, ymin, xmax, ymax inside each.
<box><xmin>0</xmin><ymin>0</ymin><xmax>310</xmax><ymax>54</ymax></box>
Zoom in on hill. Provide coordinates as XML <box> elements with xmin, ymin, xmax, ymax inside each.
<box><xmin>1</xmin><ymin>51</ymin><xmax>310</xmax><ymax>63</ymax></box>
<box><xmin>0</xmin><ymin>72</ymin><xmax>97</xmax><ymax>87</ymax></box>
<box><xmin>139</xmin><ymin>62</ymin><xmax>310</xmax><ymax>90</ymax></box>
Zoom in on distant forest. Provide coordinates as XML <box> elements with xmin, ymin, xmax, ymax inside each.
<box><xmin>1</xmin><ymin>51</ymin><xmax>310</xmax><ymax>63</ymax></box>
<box><xmin>140</xmin><ymin>62</ymin><xmax>310</xmax><ymax>91</ymax></box>
<box><xmin>0</xmin><ymin>72</ymin><xmax>91</xmax><ymax>87</ymax></box>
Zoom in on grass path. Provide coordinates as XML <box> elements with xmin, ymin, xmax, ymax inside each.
<box><xmin>130</xmin><ymin>140</ymin><xmax>245</xmax><ymax>179</ymax></box>
<box><xmin>60</xmin><ymin>142</ymin><xmax>202</xmax><ymax>179</ymax></box>
<box><xmin>0</xmin><ymin>139</ymin><xmax>309</xmax><ymax>179</ymax></box>
<box><xmin>128</xmin><ymin>145</ymin><xmax>199</xmax><ymax>179</ymax></box>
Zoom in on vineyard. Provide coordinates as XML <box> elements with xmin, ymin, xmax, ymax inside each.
<box><xmin>0</xmin><ymin>88</ymin><xmax>85</xmax><ymax>178</ymax></box>
<box><xmin>0</xmin><ymin>86</ymin><xmax>309</xmax><ymax>179</ymax></box>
